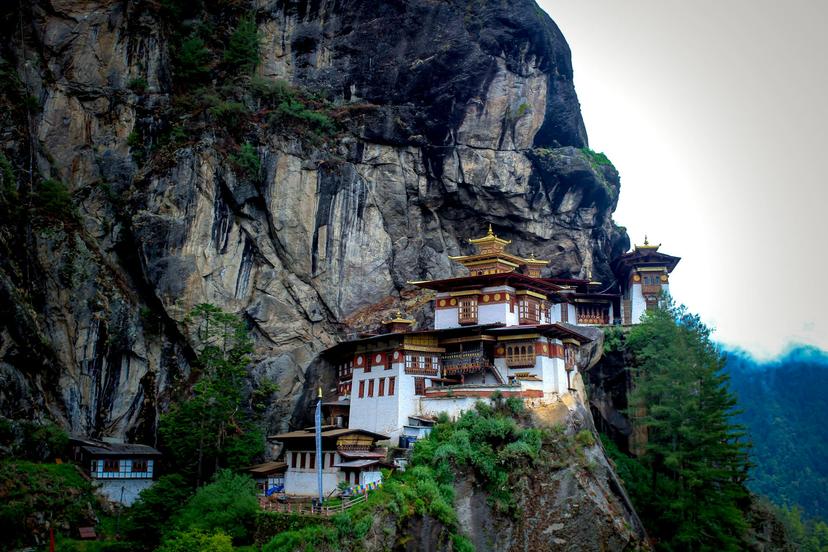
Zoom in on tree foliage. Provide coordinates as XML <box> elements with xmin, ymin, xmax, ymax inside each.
<box><xmin>224</xmin><ymin>15</ymin><xmax>261</xmax><ymax>73</ymax></box>
<box><xmin>622</xmin><ymin>300</ymin><xmax>751</xmax><ymax>551</ymax></box>
<box><xmin>174</xmin><ymin>35</ymin><xmax>212</xmax><ymax>82</ymax></box>
<box><xmin>158</xmin><ymin>304</ymin><xmax>264</xmax><ymax>486</ymax></box>
<box><xmin>157</xmin><ymin>528</ymin><xmax>234</xmax><ymax>552</ymax></box>
<box><xmin>125</xmin><ymin>474</ymin><xmax>193</xmax><ymax>547</ymax></box>
<box><xmin>173</xmin><ymin>470</ymin><xmax>259</xmax><ymax>542</ymax></box>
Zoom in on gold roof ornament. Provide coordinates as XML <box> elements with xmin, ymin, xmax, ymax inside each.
<box><xmin>468</xmin><ymin>224</ymin><xmax>511</xmax><ymax>246</ymax></box>
<box><xmin>382</xmin><ymin>310</ymin><xmax>415</xmax><ymax>325</ymax></box>
<box><xmin>635</xmin><ymin>233</ymin><xmax>660</xmax><ymax>251</ymax></box>
<box><xmin>522</xmin><ymin>251</ymin><xmax>550</xmax><ymax>267</ymax></box>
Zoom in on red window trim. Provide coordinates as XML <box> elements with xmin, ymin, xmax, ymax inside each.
<box><xmin>389</xmin><ymin>376</ymin><xmax>396</xmax><ymax>396</ymax></box>
<box><xmin>368</xmin><ymin>379</ymin><xmax>375</xmax><ymax>397</ymax></box>
<box><xmin>358</xmin><ymin>380</ymin><xmax>365</xmax><ymax>398</ymax></box>
<box><xmin>378</xmin><ymin>377</ymin><xmax>385</xmax><ymax>396</ymax></box>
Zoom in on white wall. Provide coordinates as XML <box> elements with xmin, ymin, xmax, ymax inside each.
<box><xmin>349</xmin><ymin>361</ymin><xmax>404</xmax><ymax>439</ymax></box>
<box><xmin>419</xmin><ymin>396</ymin><xmax>482</xmax><ymax>419</ymax></box>
<box><xmin>361</xmin><ymin>470</ymin><xmax>383</xmax><ymax>486</ymax></box>
<box><xmin>478</xmin><ymin>302</ymin><xmax>510</xmax><ymax>325</ymax></box>
<box><xmin>285</xmin><ymin>469</ymin><xmax>340</xmax><ymax>496</ymax></box>
<box><xmin>96</xmin><ymin>479</ymin><xmax>154</xmax><ymax>506</ymax></box>
<box><xmin>435</xmin><ymin>307</ymin><xmax>460</xmax><ymax>329</ymax></box>
<box><xmin>631</xmin><ymin>283</ymin><xmax>647</xmax><ymax>323</ymax></box>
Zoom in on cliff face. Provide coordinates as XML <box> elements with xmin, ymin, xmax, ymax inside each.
<box><xmin>0</xmin><ymin>1</ymin><xmax>628</xmax><ymax>441</ymax></box>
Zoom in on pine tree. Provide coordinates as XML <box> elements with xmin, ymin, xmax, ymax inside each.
<box><xmin>626</xmin><ymin>300</ymin><xmax>750</xmax><ymax>551</ymax></box>
<box><xmin>159</xmin><ymin>304</ymin><xmax>265</xmax><ymax>486</ymax></box>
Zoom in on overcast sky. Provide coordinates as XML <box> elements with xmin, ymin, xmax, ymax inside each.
<box><xmin>538</xmin><ymin>0</ymin><xmax>828</xmax><ymax>358</ymax></box>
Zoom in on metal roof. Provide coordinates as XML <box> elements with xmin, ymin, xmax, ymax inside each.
<box><xmin>244</xmin><ymin>461</ymin><xmax>287</xmax><ymax>475</ymax></box>
<box><xmin>70</xmin><ymin>437</ymin><xmax>161</xmax><ymax>457</ymax></box>
<box><xmin>333</xmin><ymin>459</ymin><xmax>380</xmax><ymax>469</ymax></box>
<box><xmin>268</xmin><ymin>427</ymin><xmax>389</xmax><ymax>441</ymax></box>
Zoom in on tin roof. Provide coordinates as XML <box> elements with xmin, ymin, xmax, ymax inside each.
<box><xmin>70</xmin><ymin>437</ymin><xmax>161</xmax><ymax>457</ymax></box>
<box><xmin>244</xmin><ymin>461</ymin><xmax>288</xmax><ymax>476</ymax></box>
<box><xmin>268</xmin><ymin>427</ymin><xmax>389</xmax><ymax>441</ymax></box>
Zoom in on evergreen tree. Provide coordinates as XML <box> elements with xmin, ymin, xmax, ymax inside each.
<box><xmin>224</xmin><ymin>15</ymin><xmax>261</xmax><ymax>73</ymax></box>
<box><xmin>626</xmin><ymin>300</ymin><xmax>750</xmax><ymax>551</ymax></box>
<box><xmin>159</xmin><ymin>304</ymin><xmax>265</xmax><ymax>486</ymax></box>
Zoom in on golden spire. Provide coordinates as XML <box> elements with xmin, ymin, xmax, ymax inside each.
<box><xmin>636</xmin><ymin>234</ymin><xmax>660</xmax><ymax>250</ymax></box>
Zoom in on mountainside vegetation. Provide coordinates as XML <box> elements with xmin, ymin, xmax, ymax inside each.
<box><xmin>602</xmin><ymin>302</ymin><xmax>754</xmax><ymax>551</ymax></box>
<box><xmin>724</xmin><ymin>346</ymin><xmax>828</xmax><ymax>542</ymax></box>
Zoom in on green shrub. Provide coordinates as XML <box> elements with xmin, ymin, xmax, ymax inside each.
<box><xmin>125</xmin><ymin>474</ymin><xmax>193</xmax><ymax>546</ymax></box>
<box><xmin>269</xmin><ymin>98</ymin><xmax>335</xmax><ymax>138</ymax></box>
<box><xmin>32</xmin><ymin>178</ymin><xmax>75</xmax><ymax>221</ymax></box>
<box><xmin>575</xmin><ymin>429</ymin><xmax>596</xmax><ymax>447</ymax></box>
<box><xmin>452</xmin><ymin>534</ymin><xmax>476</xmax><ymax>552</ymax></box>
<box><xmin>224</xmin><ymin>15</ymin><xmax>261</xmax><ymax>73</ymax></box>
<box><xmin>128</xmin><ymin>77</ymin><xmax>148</xmax><ymax>93</ymax></box>
<box><xmin>0</xmin><ymin>152</ymin><xmax>17</xmax><ymax>204</ymax></box>
<box><xmin>158</xmin><ymin>529</ymin><xmax>233</xmax><ymax>552</ymax></box>
<box><xmin>175</xmin><ymin>35</ymin><xmax>212</xmax><ymax>82</ymax></box>
<box><xmin>207</xmin><ymin>100</ymin><xmax>248</xmax><ymax>131</ymax></box>
<box><xmin>250</xmin><ymin>77</ymin><xmax>294</xmax><ymax>104</ymax></box>
<box><xmin>174</xmin><ymin>470</ymin><xmax>258</xmax><ymax>542</ymax></box>
<box><xmin>580</xmin><ymin>147</ymin><xmax>613</xmax><ymax>169</ymax></box>
<box><xmin>263</xmin><ymin>524</ymin><xmax>337</xmax><ymax>552</ymax></box>
<box><xmin>229</xmin><ymin>142</ymin><xmax>261</xmax><ymax>179</ymax></box>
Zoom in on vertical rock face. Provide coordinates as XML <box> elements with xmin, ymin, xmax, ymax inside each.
<box><xmin>0</xmin><ymin>1</ymin><xmax>628</xmax><ymax>441</ymax></box>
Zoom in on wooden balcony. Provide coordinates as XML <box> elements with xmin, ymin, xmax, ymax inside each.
<box><xmin>576</xmin><ymin>313</ymin><xmax>609</xmax><ymax>325</ymax></box>
<box><xmin>505</xmin><ymin>353</ymin><xmax>536</xmax><ymax>367</ymax></box>
<box><xmin>641</xmin><ymin>284</ymin><xmax>663</xmax><ymax>295</ymax></box>
<box><xmin>442</xmin><ymin>350</ymin><xmax>489</xmax><ymax>375</ymax></box>
<box><xmin>404</xmin><ymin>366</ymin><xmax>438</xmax><ymax>376</ymax></box>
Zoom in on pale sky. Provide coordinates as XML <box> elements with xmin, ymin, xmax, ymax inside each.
<box><xmin>538</xmin><ymin>0</ymin><xmax>828</xmax><ymax>359</ymax></box>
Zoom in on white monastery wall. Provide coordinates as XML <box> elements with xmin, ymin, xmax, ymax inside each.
<box><xmin>630</xmin><ymin>283</ymin><xmax>647</xmax><ymax>323</ymax></box>
<box><xmin>348</xmin><ymin>359</ymin><xmax>404</xmax><ymax>439</ymax></box>
<box><xmin>435</xmin><ymin>307</ymin><xmax>459</xmax><ymax>329</ymax></box>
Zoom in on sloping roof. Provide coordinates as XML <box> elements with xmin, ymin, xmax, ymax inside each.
<box><xmin>410</xmin><ymin>272</ymin><xmax>564</xmax><ymax>295</ymax></box>
<box><xmin>486</xmin><ymin>323</ymin><xmax>593</xmax><ymax>343</ymax></box>
<box><xmin>333</xmin><ymin>459</ymin><xmax>380</xmax><ymax>469</ymax></box>
<box><xmin>70</xmin><ymin>437</ymin><xmax>161</xmax><ymax>457</ymax></box>
<box><xmin>244</xmin><ymin>461</ymin><xmax>287</xmax><ymax>476</ymax></box>
<box><xmin>322</xmin><ymin>323</ymin><xmax>504</xmax><ymax>355</ymax></box>
<box><xmin>268</xmin><ymin>427</ymin><xmax>389</xmax><ymax>441</ymax></box>
<box><xmin>338</xmin><ymin>450</ymin><xmax>387</xmax><ymax>460</ymax></box>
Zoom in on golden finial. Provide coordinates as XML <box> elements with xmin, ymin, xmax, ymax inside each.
<box><xmin>487</xmin><ymin>223</ymin><xmax>494</xmax><ymax>236</ymax></box>
<box><xmin>395</xmin><ymin>310</ymin><xmax>403</xmax><ymax>319</ymax></box>
<box><xmin>644</xmin><ymin>234</ymin><xmax>649</xmax><ymax>246</ymax></box>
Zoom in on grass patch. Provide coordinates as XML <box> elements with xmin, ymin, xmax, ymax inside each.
<box><xmin>579</xmin><ymin>147</ymin><xmax>614</xmax><ymax>170</ymax></box>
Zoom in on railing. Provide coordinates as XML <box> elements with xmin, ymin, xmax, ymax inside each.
<box><xmin>576</xmin><ymin>313</ymin><xmax>609</xmax><ymax>325</ymax></box>
<box><xmin>505</xmin><ymin>353</ymin><xmax>536</xmax><ymax>367</ymax></box>
<box><xmin>259</xmin><ymin>493</ymin><xmax>367</xmax><ymax>516</ymax></box>
<box><xmin>641</xmin><ymin>284</ymin><xmax>663</xmax><ymax>295</ymax></box>
<box><xmin>405</xmin><ymin>364</ymin><xmax>438</xmax><ymax>376</ymax></box>
<box><xmin>442</xmin><ymin>350</ymin><xmax>489</xmax><ymax>375</ymax></box>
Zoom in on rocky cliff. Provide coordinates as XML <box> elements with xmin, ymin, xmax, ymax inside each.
<box><xmin>0</xmin><ymin>0</ymin><xmax>628</xmax><ymax>444</ymax></box>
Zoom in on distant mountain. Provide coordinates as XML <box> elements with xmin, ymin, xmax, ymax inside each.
<box><xmin>725</xmin><ymin>345</ymin><xmax>828</xmax><ymax>519</ymax></box>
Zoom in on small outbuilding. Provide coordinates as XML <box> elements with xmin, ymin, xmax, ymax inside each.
<box><xmin>244</xmin><ymin>461</ymin><xmax>287</xmax><ymax>496</ymax></box>
<box><xmin>69</xmin><ymin>437</ymin><xmax>161</xmax><ymax>506</ymax></box>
